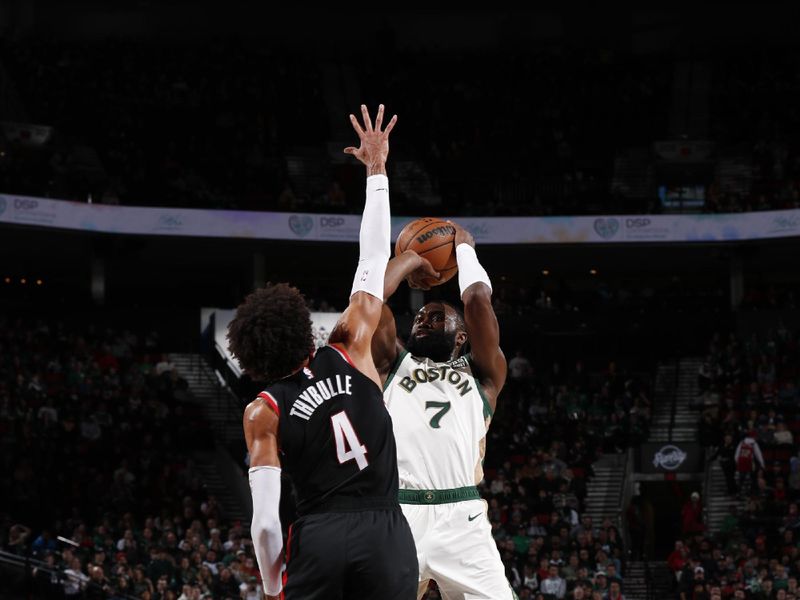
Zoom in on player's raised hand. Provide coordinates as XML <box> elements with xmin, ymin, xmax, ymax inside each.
<box><xmin>344</xmin><ymin>104</ymin><xmax>397</xmax><ymax>176</ymax></box>
<box><xmin>405</xmin><ymin>253</ymin><xmax>441</xmax><ymax>291</ymax></box>
<box><xmin>449</xmin><ymin>220</ymin><xmax>475</xmax><ymax>248</ymax></box>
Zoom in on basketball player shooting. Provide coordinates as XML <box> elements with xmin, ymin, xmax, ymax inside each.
<box><xmin>228</xmin><ymin>105</ymin><xmax>435</xmax><ymax>600</ymax></box>
<box><xmin>373</xmin><ymin>225</ymin><xmax>515</xmax><ymax>599</ymax></box>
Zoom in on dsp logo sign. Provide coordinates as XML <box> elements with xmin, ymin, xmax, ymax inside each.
<box><xmin>316</xmin><ymin>215</ymin><xmax>360</xmax><ymax>241</ymax></box>
<box><xmin>625</xmin><ymin>218</ymin><xmax>651</xmax><ymax>228</ymax></box>
<box><xmin>14</xmin><ymin>198</ymin><xmax>39</xmax><ymax>210</ymax></box>
<box><xmin>320</xmin><ymin>217</ymin><xmax>346</xmax><ymax>228</ymax></box>
<box><xmin>5</xmin><ymin>195</ymin><xmax>56</xmax><ymax>227</ymax></box>
<box><xmin>157</xmin><ymin>214</ymin><xmax>183</xmax><ymax>230</ymax></box>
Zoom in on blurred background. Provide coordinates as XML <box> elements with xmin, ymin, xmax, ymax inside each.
<box><xmin>1</xmin><ymin>3</ymin><xmax>800</xmax><ymax>599</ymax></box>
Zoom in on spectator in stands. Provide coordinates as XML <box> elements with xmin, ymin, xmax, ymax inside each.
<box><xmin>5</xmin><ymin>523</ymin><xmax>31</xmax><ymax>555</ymax></box>
<box><xmin>509</xmin><ymin>350</ymin><xmax>534</xmax><ymax>382</ymax></box>
<box><xmin>240</xmin><ymin>576</ymin><xmax>261</xmax><ymax>600</ymax></box>
<box><xmin>681</xmin><ymin>492</ymin><xmax>706</xmax><ymax>536</ymax></box>
<box><xmin>540</xmin><ymin>563</ymin><xmax>567</xmax><ymax>598</ymax></box>
<box><xmin>31</xmin><ymin>530</ymin><xmax>57</xmax><ymax>556</ymax></box>
<box><xmin>606</xmin><ymin>580</ymin><xmax>624</xmax><ymax>600</ymax></box>
<box><xmin>63</xmin><ymin>556</ymin><xmax>90</xmax><ymax>599</ymax></box>
<box><xmin>668</xmin><ymin>540</ymin><xmax>689</xmax><ymax>584</ymax></box>
<box><xmin>679</xmin><ymin>565</ymin><xmax>707</xmax><ymax>600</ymax></box>
<box><xmin>594</xmin><ymin>572</ymin><xmax>610</xmax><ymax>597</ymax></box>
<box><xmin>775</xmin><ymin>421</ymin><xmax>794</xmax><ymax>446</ymax></box>
<box><xmin>736</xmin><ymin>431</ymin><xmax>766</xmax><ymax>495</ymax></box>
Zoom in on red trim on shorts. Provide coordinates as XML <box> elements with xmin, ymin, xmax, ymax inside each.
<box><xmin>257</xmin><ymin>391</ymin><xmax>280</xmax><ymax>416</ymax></box>
<box><xmin>328</xmin><ymin>343</ymin><xmax>356</xmax><ymax>368</ymax></box>
<box><xmin>281</xmin><ymin>523</ymin><xmax>294</xmax><ymax>598</ymax></box>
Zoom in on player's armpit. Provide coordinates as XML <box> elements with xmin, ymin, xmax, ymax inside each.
<box><xmin>462</xmin><ymin>284</ymin><xmax>507</xmax><ymax>412</ymax></box>
<box><xmin>371</xmin><ymin>304</ymin><xmax>400</xmax><ymax>377</ymax></box>
<box><xmin>329</xmin><ymin>291</ymin><xmax>384</xmax><ymax>387</ymax></box>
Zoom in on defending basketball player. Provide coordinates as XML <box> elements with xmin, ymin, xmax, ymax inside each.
<box><xmin>229</xmin><ymin>105</ymin><xmax>434</xmax><ymax>600</ymax></box>
<box><xmin>373</xmin><ymin>226</ymin><xmax>515</xmax><ymax>599</ymax></box>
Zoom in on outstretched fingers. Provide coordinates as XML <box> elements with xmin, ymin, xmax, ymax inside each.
<box><xmin>361</xmin><ymin>104</ymin><xmax>373</xmax><ymax>133</ymax></box>
<box><xmin>383</xmin><ymin>114</ymin><xmax>397</xmax><ymax>137</ymax></box>
<box><xmin>349</xmin><ymin>114</ymin><xmax>365</xmax><ymax>138</ymax></box>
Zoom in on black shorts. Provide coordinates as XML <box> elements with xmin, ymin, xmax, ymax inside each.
<box><xmin>282</xmin><ymin>507</ymin><xmax>418</xmax><ymax>600</ymax></box>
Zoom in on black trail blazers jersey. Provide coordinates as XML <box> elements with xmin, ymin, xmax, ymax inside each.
<box><xmin>258</xmin><ymin>344</ymin><xmax>400</xmax><ymax>515</ymax></box>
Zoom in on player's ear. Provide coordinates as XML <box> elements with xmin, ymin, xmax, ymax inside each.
<box><xmin>456</xmin><ymin>331</ymin><xmax>468</xmax><ymax>349</ymax></box>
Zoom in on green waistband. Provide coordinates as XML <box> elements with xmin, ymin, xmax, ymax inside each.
<box><xmin>398</xmin><ymin>486</ymin><xmax>480</xmax><ymax>505</ymax></box>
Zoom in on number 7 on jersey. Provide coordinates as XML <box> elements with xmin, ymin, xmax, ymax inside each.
<box><xmin>331</xmin><ymin>411</ymin><xmax>369</xmax><ymax>470</ymax></box>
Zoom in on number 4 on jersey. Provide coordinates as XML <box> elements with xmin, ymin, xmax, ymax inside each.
<box><xmin>331</xmin><ymin>411</ymin><xmax>369</xmax><ymax>470</ymax></box>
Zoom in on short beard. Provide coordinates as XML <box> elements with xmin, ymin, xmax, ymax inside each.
<box><xmin>405</xmin><ymin>329</ymin><xmax>457</xmax><ymax>363</ymax></box>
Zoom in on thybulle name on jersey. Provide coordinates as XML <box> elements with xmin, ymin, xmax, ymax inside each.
<box><xmin>290</xmin><ymin>374</ymin><xmax>353</xmax><ymax>421</ymax></box>
<box><xmin>397</xmin><ymin>355</ymin><xmax>473</xmax><ymax>397</ymax></box>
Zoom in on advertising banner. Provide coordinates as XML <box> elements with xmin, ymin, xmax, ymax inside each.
<box><xmin>2</xmin><ymin>192</ymin><xmax>800</xmax><ymax>245</ymax></box>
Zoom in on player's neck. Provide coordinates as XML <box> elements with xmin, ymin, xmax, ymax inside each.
<box><xmin>280</xmin><ymin>356</ymin><xmax>311</xmax><ymax>380</ymax></box>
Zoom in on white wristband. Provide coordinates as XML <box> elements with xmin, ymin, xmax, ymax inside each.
<box><xmin>456</xmin><ymin>244</ymin><xmax>491</xmax><ymax>299</ymax></box>
<box><xmin>248</xmin><ymin>466</ymin><xmax>283</xmax><ymax>596</ymax></box>
<box><xmin>350</xmin><ymin>174</ymin><xmax>391</xmax><ymax>300</ymax></box>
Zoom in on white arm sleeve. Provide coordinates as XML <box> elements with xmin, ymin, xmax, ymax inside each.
<box><xmin>350</xmin><ymin>174</ymin><xmax>391</xmax><ymax>300</ymax></box>
<box><xmin>456</xmin><ymin>243</ymin><xmax>492</xmax><ymax>299</ymax></box>
<box><xmin>249</xmin><ymin>466</ymin><xmax>283</xmax><ymax>596</ymax></box>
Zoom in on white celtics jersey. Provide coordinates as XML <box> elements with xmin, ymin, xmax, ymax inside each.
<box><xmin>383</xmin><ymin>350</ymin><xmax>493</xmax><ymax>490</ymax></box>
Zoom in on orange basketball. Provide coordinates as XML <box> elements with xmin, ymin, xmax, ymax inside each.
<box><xmin>395</xmin><ymin>217</ymin><xmax>458</xmax><ymax>287</ymax></box>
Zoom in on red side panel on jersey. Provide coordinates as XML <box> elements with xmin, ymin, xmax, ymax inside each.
<box><xmin>258</xmin><ymin>391</ymin><xmax>280</xmax><ymax>416</ymax></box>
<box><xmin>328</xmin><ymin>343</ymin><xmax>356</xmax><ymax>368</ymax></box>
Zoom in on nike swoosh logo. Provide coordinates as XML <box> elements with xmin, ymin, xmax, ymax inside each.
<box><xmin>468</xmin><ymin>513</ymin><xmax>481</xmax><ymax>521</ymax></box>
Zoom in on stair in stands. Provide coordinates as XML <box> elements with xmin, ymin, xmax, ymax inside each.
<box><xmin>649</xmin><ymin>358</ymin><xmax>699</xmax><ymax>443</ymax></box>
<box><xmin>170</xmin><ymin>353</ymin><xmax>250</xmax><ymax>525</ymax></box>
<box><xmin>705</xmin><ymin>460</ymin><xmax>746</xmax><ymax>534</ymax></box>
<box><xmin>625</xmin><ymin>561</ymin><xmax>675</xmax><ymax>600</ymax></box>
<box><xmin>584</xmin><ymin>453</ymin><xmax>627</xmax><ymax>528</ymax></box>
<box><xmin>169</xmin><ymin>353</ymin><xmax>244</xmax><ymax>444</ymax></box>
<box><xmin>671</xmin><ymin>357</ymin><xmax>702</xmax><ymax>442</ymax></box>
<box><xmin>648</xmin><ymin>361</ymin><xmax>677</xmax><ymax>442</ymax></box>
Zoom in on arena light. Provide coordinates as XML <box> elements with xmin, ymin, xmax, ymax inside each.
<box><xmin>3</xmin><ymin>277</ymin><xmax>10</xmax><ymax>284</ymax></box>
<box><xmin>36</xmin><ymin>279</ymin><xmax>43</xmax><ymax>286</ymax></box>
<box><xmin>20</xmin><ymin>277</ymin><xmax>26</xmax><ymax>285</ymax></box>
<box><xmin>542</xmin><ymin>269</ymin><xmax>550</xmax><ymax>276</ymax></box>
<box><xmin>590</xmin><ymin>268</ymin><xmax>598</xmax><ymax>275</ymax></box>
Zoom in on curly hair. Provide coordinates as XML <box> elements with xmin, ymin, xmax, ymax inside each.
<box><xmin>226</xmin><ymin>283</ymin><xmax>313</xmax><ymax>382</ymax></box>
